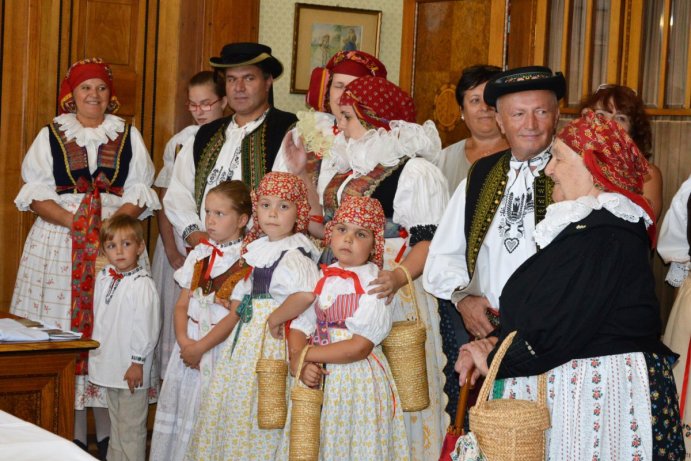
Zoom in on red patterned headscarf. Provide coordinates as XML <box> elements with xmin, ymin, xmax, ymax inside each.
<box><xmin>558</xmin><ymin>109</ymin><xmax>656</xmax><ymax>244</ymax></box>
<box><xmin>59</xmin><ymin>58</ymin><xmax>120</xmax><ymax>115</ymax></box>
<box><xmin>339</xmin><ymin>76</ymin><xmax>416</xmax><ymax>130</ymax></box>
<box><xmin>306</xmin><ymin>50</ymin><xmax>388</xmax><ymax>112</ymax></box>
<box><xmin>324</xmin><ymin>196</ymin><xmax>386</xmax><ymax>268</ymax></box>
<box><xmin>242</xmin><ymin>172</ymin><xmax>311</xmax><ymax>251</ymax></box>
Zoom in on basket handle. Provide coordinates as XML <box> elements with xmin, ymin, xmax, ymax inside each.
<box><xmin>395</xmin><ymin>263</ymin><xmax>422</xmax><ymax>327</ymax></box>
<box><xmin>292</xmin><ymin>344</ymin><xmax>324</xmax><ymax>391</ymax></box>
<box><xmin>258</xmin><ymin>320</ymin><xmax>286</xmax><ymax>361</ymax></box>
<box><xmin>476</xmin><ymin>331</ymin><xmax>547</xmax><ymax>408</ymax></box>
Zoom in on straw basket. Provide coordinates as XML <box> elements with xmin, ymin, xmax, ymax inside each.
<box><xmin>255</xmin><ymin>321</ymin><xmax>288</xmax><ymax>429</ymax></box>
<box><xmin>469</xmin><ymin>331</ymin><xmax>550</xmax><ymax>461</ymax></box>
<box><xmin>289</xmin><ymin>345</ymin><xmax>324</xmax><ymax>461</ymax></box>
<box><xmin>381</xmin><ymin>264</ymin><xmax>429</xmax><ymax>411</ymax></box>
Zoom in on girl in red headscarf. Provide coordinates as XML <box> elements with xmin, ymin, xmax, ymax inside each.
<box><xmin>317</xmin><ymin>75</ymin><xmax>449</xmax><ymax>460</ymax></box>
<box><xmin>188</xmin><ymin>172</ymin><xmax>320</xmax><ymax>460</ymax></box>
<box><xmin>280</xmin><ymin>195</ymin><xmax>409</xmax><ymax>460</ymax></box>
<box><xmin>456</xmin><ymin>110</ymin><xmax>685</xmax><ymax>460</ymax></box>
<box><xmin>10</xmin><ymin>57</ymin><xmax>160</xmax><ymax>456</ymax></box>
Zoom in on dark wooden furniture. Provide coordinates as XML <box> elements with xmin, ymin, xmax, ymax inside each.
<box><xmin>0</xmin><ymin>312</ymin><xmax>98</xmax><ymax>439</ymax></box>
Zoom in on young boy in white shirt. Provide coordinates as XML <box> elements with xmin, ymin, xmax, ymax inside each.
<box><xmin>89</xmin><ymin>215</ymin><xmax>161</xmax><ymax>461</ymax></box>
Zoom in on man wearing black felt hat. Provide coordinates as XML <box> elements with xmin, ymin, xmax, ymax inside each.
<box><xmin>425</xmin><ymin>65</ymin><xmax>566</xmax><ymax>350</ymax></box>
<box><xmin>165</xmin><ymin>43</ymin><xmax>297</xmax><ymax>247</ymax></box>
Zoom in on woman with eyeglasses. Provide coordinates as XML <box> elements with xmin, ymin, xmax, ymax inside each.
<box><xmin>580</xmin><ymin>84</ymin><xmax>663</xmax><ymax>219</ymax></box>
<box><xmin>152</xmin><ymin>70</ymin><xmax>228</xmax><ymax>379</ymax></box>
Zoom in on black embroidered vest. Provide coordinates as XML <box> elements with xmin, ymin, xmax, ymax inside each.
<box><xmin>48</xmin><ymin>122</ymin><xmax>132</xmax><ymax>194</ymax></box>
<box><xmin>464</xmin><ymin>149</ymin><xmax>553</xmax><ymax>277</ymax></box>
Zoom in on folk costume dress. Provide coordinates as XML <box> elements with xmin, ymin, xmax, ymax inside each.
<box><xmin>152</xmin><ymin>124</ymin><xmax>199</xmax><ymax>377</ymax></box>
<box><xmin>658</xmin><ymin>175</ymin><xmax>691</xmax><ymax>457</ymax></box>
<box><xmin>318</xmin><ymin>123</ymin><xmax>450</xmax><ymax>460</ymax></box>
<box><xmin>150</xmin><ymin>237</ymin><xmax>249</xmax><ymax>461</ymax></box>
<box><xmin>287</xmin><ymin>261</ymin><xmax>410</xmax><ymax>460</ymax></box>
<box><xmin>11</xmin><ymin>112</ymin><xmax>159</xmax><ymax>409</ymax></box>
<box><xmin>163</xmin><ymin>108</ymin><xmax>296</xmax><ymax>243</ymax></box>
<box><xmin>186</xmin><ymin>233</ymin><xmax>320</xmax><ymax>461</ymax></box>
<box><xmin>489</xmin><ymin>195</ymin><xmax>684</xmax><ymax>460</ymax></box>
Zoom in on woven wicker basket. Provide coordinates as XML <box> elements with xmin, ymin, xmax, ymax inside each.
<box><xmin>381</xmin><ymin>264</ymin><xmax>429</xmax><ymax>412</ymax></box>
<box><xmin>289</xmin><ymin>345</ymin><xmax>323</xmax><ymax>461</ymax></box>
<box><xmin>255</xmin><ymin>321</ymin><xmax>288</xmax><ymax>429</ymax></box>
<box><xmin>469</xmin><ymin>331</ymin><xmax>550</xmax><ymax>461</ymax></box>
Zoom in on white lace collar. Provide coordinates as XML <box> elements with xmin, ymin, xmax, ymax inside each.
<box><xmin>328</xmin><ymin>120</ymin><xmax>441</xmax><ymax>176</ymax></box>
<box><xmin>54</xmin><ymin>113</ymin><xmax>125</xmax><ymax>147</ymax></box>
<box><xmin>243</xmin><ymin>233</ymin><xmax>319</xmax><ymax>268</ymax></box>
<box><xmin>534</xmin><ymin>192</ymin><xmax>653</xmax><ymax>248</ymax></box>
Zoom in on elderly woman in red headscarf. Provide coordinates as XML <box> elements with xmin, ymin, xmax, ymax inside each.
<box><xmin>455</xmin><ymin>109</ymin><xmax>685</xmax><ymax>459</ymax></box>
<box><xmin>10</xmin><ymin>57</ymin><xmax>159</xmax><ymax>455</ymax></box>
<box><xmin>321</xmin><ymin>75</ymin><xmax>449</xmax><ymax>460</ymax></box>
<box><xmin>274</xmin><ymin>50</ymin><xmax>388</xmax><ymax>236</ymax></box>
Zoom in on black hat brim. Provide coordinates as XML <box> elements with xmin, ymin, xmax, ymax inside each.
<box><xmin>209</xmin><ymin>54</ymin><xmax>284</xmax><ymax>79</ymax></box>
<box><xmin>484</xmin><ymin>72</ymin><xmax>566</xmax><ymax>107</ymax></box>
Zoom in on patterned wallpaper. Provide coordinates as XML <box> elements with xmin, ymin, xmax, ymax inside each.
<box><xmin>259</xmin><ymin>0</ymin><xmax>404</xmax><ymax>114</ymax></box>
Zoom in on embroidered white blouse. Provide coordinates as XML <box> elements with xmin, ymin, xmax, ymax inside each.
<box><xmin>164</xmin><ymin>113</ymin><xmax>267</xmax><ymax>238</ymax></box>
<box><xmin>232</xmin><ymin>233</ymin><xmax>320</xmax><ymax>304</ymax></box>
<box><xmin>658</xmin><ymin>175</ymin><xmax>691</xmax><ymax>287</ymax></box>
<box><xmin>423</xmin><ymin>149</ymin><xmax>550</xmax><ymax>307</ymax></box>
<box><xmin>291</xmin><ymin>261</ymin><xmax>392</xmax><ymax>346</ymax></box>
<box><xmin>14</xmin><ymin>113</ymin><xmax>159</xmax><ymax>215</ymax></box>
<box><xmin>89</xmin><ymin>265</ymin><xmax>161</xmax><ymax>389</ymax></box>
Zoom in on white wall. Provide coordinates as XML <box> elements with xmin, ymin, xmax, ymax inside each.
<box><xmin>259</xmin><ymin>0</ymin><xmax>404</xmax><ymax>114</ymax></box>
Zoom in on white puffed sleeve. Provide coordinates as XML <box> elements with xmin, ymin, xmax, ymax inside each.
<box><xmin>290</xmin><ymin>301</ymin><xmax>318</xmax><ymax>337</ymax></box>
<box><xmin>155</xmin><ymin>125</ymin><xmax>199</xmax><ymax>188</ymax></box>
<box><xmin>422</xmin><ymin>179</ymin><xmax>471</xmax><ymax>299</ymax></box>
<box><xmin>393</xmin><ymin>157</ymin><xmax>449</xmax><ymax>231</ymax></box>
<box><xmin>163</xmin><ymin>138</ymin><xmax>203</xmax><ymax>239</ymax></box>
<box><xmin>129</xmin><ymin>277</ymin><xmax>161</xmax><ymax>364</ymax></box>
<box><xmin>14</xmin><ymin>127</ymin><xmax>61</xmax><ymax>211</ymax></box>
<box><xmin>658</xmin><ymin>175</ymin><xmax>691</xmax><ymax>286</ymax></box>
<box><xmin>346</xmin><ymin>293</ymin><xmax>392</xmax><ymax>345</ymax></box>
<box><xmin>270</xmin><ymin>249</ymin><xmax>320</xmax><ymax>304</ymax></box>
<box><xmin>173</xmin><ymin>247</ymin><xmax>204</xmax><ymax>289</ymax></box>
<box><xmin>120</xmin><ymin>126</ymin><xmax>160</xmax><ymax>216</ymax></box>
<box><xmin>231</xmin><ymin>277</ymin><xmax>251</xmax><ymax>301</ymax></box>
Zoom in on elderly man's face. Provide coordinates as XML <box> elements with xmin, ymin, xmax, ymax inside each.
<box><xmin>495</xmin><ymin>90</ymin><xmax>559</xmax><ymax>161</ymax></box>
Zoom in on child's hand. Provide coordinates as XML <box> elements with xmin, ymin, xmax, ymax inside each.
<box><xmin>123</xmin><ymin>363</ymin><xmax>144</xmax><ymax>394</ymax></box>
<box><xmin>180</xmin><ymin>341</ymin><xmax>203</xmax><ymax>369</ymax></box>
<box><xmin>367</xmin><ymin>268</ymin><xmax>407</xmax><ymax>304</ymax></box>
<box><xmin>300</xmin><ymin>362</ymin><xmax>328</xmax><ymax>388</ymax></box>
<box><xmin>214</xmin><ymin>296</ymin><xmax>232</xmax><ymax>310</ymax></box>
<box><xmin>267</xmin><ymin>313</ymin><xmax>284</xmax><ymax>339</ymax></box>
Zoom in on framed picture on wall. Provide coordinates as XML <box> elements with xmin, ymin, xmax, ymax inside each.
<box><xmin>290</xmin><ymin>3</ymin><xmax>382</xmax><ymax>94</ymax></box>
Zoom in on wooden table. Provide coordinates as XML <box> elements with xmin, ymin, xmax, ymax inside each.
<box><xmin>0</xmin><ymin>312</ymin><xmax>99</xmax><ymax>439</ymax></box>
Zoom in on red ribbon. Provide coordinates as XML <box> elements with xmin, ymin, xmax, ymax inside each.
<box><xmin>199</xmin><ymin>239</ymin><xmax>224</xmax><ymax>280</ymax></box>
<box><xmin>394</xmin><ymin>228</ymin><xmax>409</xmax><ymax>263</ymax></box>
<box><xmin>108</xmin><ymin>268</ymin><xmax>124</xmax><ymax>281</ymax></box>
<box><xmin>313</xmin><ymin>264</ymin><xmax>365</xmax><ymax>295</ymax></box>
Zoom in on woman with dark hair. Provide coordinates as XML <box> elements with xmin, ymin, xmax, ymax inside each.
<box><xmin>436</xmin><ymin>65</ymin><xmax>508</xmax><ymax>194</ymax></box>
<box><xmin>580</xmin><ymin>84</ymin><xmax>663</xmax><ymax>218</ymax></box>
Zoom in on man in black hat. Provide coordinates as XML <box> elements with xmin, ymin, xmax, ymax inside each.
<box><xmin>164</xmin><ymin>42</ymin><xmax>297</xmax><ymax>247</ymax></box>
<box><xmin>424</xmin><ymin>65</ymin><xmax>565</xmax><ymax>350</ymax></box>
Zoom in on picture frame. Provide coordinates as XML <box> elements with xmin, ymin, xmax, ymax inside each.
<box><xmin>290</xmin><ymin>3</ymin><xmax>382</xmax><ymax>94</ymax></box>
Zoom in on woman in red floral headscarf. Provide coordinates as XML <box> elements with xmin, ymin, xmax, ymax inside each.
<box><xmin>455</xmin><ymin>109</ymin><xmax>685</xmax><ymax>460</ymax></box>
<box><xmin>310</xmin><ymin>74</ymin><xmax>449</xmax><ymax>460</ymax></box>
<box><xmin>10</xmin><ymin>57</ymin><xmax>160</xmax><ymax>455</ymax></box>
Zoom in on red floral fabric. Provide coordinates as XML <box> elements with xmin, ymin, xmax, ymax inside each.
<box><xmin>324</xmin><ymin>196</ymin><xmax>386</xmax><ymax>268</ymax></box>
<box><xmin>339</xmin><ymin>76</ymin><xmax>416</xmax><ymax>130</ymax></box>
<box><xmin>558</xmin><ymin>109</ymin><xmax>656</xmax><ymax>244</ymax></box>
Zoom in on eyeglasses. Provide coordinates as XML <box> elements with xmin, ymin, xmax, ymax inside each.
<box><xmin>186</xmin><ymin>99</ymin><xmax>222</xmax><ymax>112</ymax></box>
